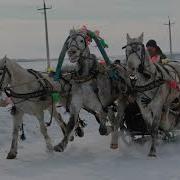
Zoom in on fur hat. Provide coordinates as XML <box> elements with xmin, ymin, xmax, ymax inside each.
<box><xmin>146</xmin><ymin>40</ymin><xmax>157</xmax><ymax>48</ymax></box>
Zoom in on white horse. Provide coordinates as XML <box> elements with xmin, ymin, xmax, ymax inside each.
<box><xmin>54</xmin><ymin>29</ymin><xmax>130</xmax><ymax>152</ymax></box>
<box><xmin>0</xmin><ymin>57</ymin><xmax>67</xmax><ymax>159</ymax></box>
<box><xmin>124</xmin><ymin>33</ymin><xmax>180</xmax><ymax>156</ymax></box>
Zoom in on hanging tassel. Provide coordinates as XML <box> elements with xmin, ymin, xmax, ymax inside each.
<box><xmin>51</xmin><ymin>92</ymin><xmax>61</xmax><ymax>103</ymax></box>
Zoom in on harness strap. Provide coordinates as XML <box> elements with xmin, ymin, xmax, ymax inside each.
<box><xmin>5</xmin><ymin>88</ymin><xmax>51</xmax><ymax>99</ymax></box>
<box><xmin>153</xmin><ymin>63</ymin><xmax>164</xmax><ymax>79</ymax></box>
<box><xmin>28</xmin><ymin>69</ymin><xmax>52</xmax><ymax>91</ymax></box>
<box><xmin>72</xmin><ymin>75</ymin><xmax>95</xmax><ymax>83</ymax></box>
<box><xmin>134</xmin><ymin>79</ymin><xmax>165</xmax><ymax>92</ymax></box>
<box><xmin>158</xmin><ymin>64</ymin><xmax>172</xmax><ymax>77</ymax></box>
<box><xmin>5</xmin><ymin>70</ymin><xmax>53</xmax><ymax>99</ymax></box>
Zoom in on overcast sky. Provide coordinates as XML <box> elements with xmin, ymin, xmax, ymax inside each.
<box><xmin>0</xmin><ymin>0</ymin><xmax>179</xmax><ymax>59</ymax></box>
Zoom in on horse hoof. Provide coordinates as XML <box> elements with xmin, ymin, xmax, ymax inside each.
<box><xmin>75</xmin><ymin>127</ymin><xmax>84</xmax><ymax>138</ymax></box>
<box><xmin>54</xmin><ymin>144</ymin><xmax>64</xmax><ymax>152</ymax></box>
<box><xmin>110</xmin><ymin>144</ymin><xmax>118</xmax><ymax>149</ymax></box>
<box><xmin>99</xmin><ymin>125</ymin><xmax>108</xmax><ymax>136</ymax></box>
<box><xmin>20</xmin><ymin>134</ymin><xmax>26</xmax><ymax>141</ymax></box>
<box><xmin>69</xmin><ymin>136</ymin><xmax>74</xmax><ymax>142</ymax></box>
<box><xmin>148</xmin><ymin>153</ymin><xmax>157</xmax><ymax>157</ymax></box>
<box><xmin>7</xmin><ymin>152</ymin><xmax>17</xmax><ymax>159</ymax></box>
<box><xmin>47</xmin><ymin>144</ymin><xmax>54</xmax><ymax>152</ymax></box>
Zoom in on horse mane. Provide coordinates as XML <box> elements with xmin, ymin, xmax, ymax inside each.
<box><xmin>69</xmin><ymin>28</ymin><xmax>87</xmax><ymax>37</ymax></box>
<box><xmin>2</xmin><ymin>57</ymin><xmax>40</xmax><ymax>86</ymax></box>
<box><xmin>5</xmin><ymin>58</ymin><xmax>29</xmax><ymax>75</ymax></box>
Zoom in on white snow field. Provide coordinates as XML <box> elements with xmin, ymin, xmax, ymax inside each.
<box><xmin>0</xmin><ymin>61</ymin><xmax>180</xmax><ymax>180</ymax></box>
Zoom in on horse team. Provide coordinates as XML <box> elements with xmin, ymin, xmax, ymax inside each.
<box><xmin>0</xmin><ymin>28</ymin><xmax>180</xmax><ymax>159</ymax></box>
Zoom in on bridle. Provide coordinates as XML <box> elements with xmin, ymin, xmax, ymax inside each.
<box><xmin>66</xmin><ymin>32</ymin><xmax>98</xmax><ymax>78</ymax></box>
<box><xmin>122</xmin><ymin>42</ymin><xmax>166</xmax><ymax>104</ymax></box>
<box><xmin>123</xmin><ymin>42</ymin><xmax>146</xmax><ymax>73</ymax></box>
<box><xmin>0</xmin><ymin>62</ymin><xmax>11</xmax><ymax>91</ymax></box>
<box><xmin>66</xmin><ymin>33</ymin><xmax>88</xmax><ymax>53</ymax></box>
<box><xmin>123</xmin><ymin>42</ymin><xmax>152</xmax><ymax>81</ymax></box>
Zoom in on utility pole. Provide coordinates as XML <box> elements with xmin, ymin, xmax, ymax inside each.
<box><xmin>37</xmin><ymin>0</ymin><xmax>52</xmax><ymax>70</ymax></box>
<box><xmin>164</xmin><ymin>16</ymin><xmax>175</xmax><ymax>59</ymax></box>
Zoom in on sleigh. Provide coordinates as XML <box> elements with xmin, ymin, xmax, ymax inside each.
<box><xmin>122</xmin><ymin>102</ymin><xmax>180</xmax><ymax>144</ymax></box>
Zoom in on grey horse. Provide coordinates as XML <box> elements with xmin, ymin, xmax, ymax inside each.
<box><xmin>0</xmin><ymin>57</ymin><xmax>67</xmax><ymax>159</ymax></box>
<box><xmin>54</xmin><ymin>29</ymin><xmax>130</xmax><ymax>152</ymax></box>
<box><xmin>124</xmin><ymin>33</ymin><xmax>180</xmax><ymax>156</ymax></box>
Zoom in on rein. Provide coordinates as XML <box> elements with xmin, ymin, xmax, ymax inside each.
<box><xmin>72</xmin><ymin>74</ymin><xmax>95</xmax><ymax>83</ymax></box>
<box><xmin>4</xmin><ymin>69</ymin><xmax>53</xmax><ymax>100</ymax></box>
<box><xmin>67</xmin><ymin>33</ymin><xmax>88</xmax><ymax>49</ymax></box>
<box><xmin>123</xmin><ymin>42</ymin><xmax>153</xmax><ymax>80</ymax></box>
<box><xmin>0</xmin><ymin>62</ymin><xmax>56</xmax><ymax>127</ymax></box>
<box><xmin>133</xmin><ymin>79</ymin><xmax>165</xmax><ymax>93</ymax></box>
<box><xmin>61</xmin><ymin>70</ymin><xmax>96</xmax><ymax>84</ymax></box>
<box><xmin>67</xmin><ymin>33</ymin><xmax>90</xmax><ymax>62</ymax></box>
<box><xmin>123</xmin><ymin>42</ymin><xmax>146</xmax><ymax>73</ymax></box>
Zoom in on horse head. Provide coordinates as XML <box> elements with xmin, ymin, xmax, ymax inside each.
<box><xmin>66</xmin><ymin>29</ymin><xmax>90</xmax><ymax>63</ymax></box>
<box><xmin>124</xmin><ymin>33</ymin><xmax>152</xmax><ymax>85</ymax></box>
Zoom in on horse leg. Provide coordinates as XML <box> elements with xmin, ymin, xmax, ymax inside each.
<box><xmin>84</xmin><ymin>102</ymin><xmax>109</xmax><ymax>136</ymax></box>
<box><xmin>36</xmin><ymin>112</ymin><xmax>53</xmax><ymax>152</ymax></box>
<box><xmin>149</xmin><ymin>117</ymin><xmax>160</xmax><ymax>157</ymax></box>
<box><xmin>146</xmin><ymin>102</ymin><xmax>163</xmax><ymax>157</ymax></box>
<box><xmin>149</xmin><ymin>130</ymin><xmax>158</xmax><ymax>157</ymax></box>
<box><xmin>7</xmin><ymin>110</ymin><xmax>23</xmax><ymax>159</ymax></box>
<box><xmin>110</xmin><ymin>121</ymin><xmax>119</xmax><ymax>149</ymax></box>
<box><xmin>74</xmin><ymin>115</ymin><xmax>85</xmax><ymax>138</ymax></box>
<box><xmin>110</xmin><ymin>99</ymin><xmax>127</xmax><ymax>149</ymax></box>
<box><xmin>51</xmin><ymin>108</ymin><xmax>75</xmax><ymax>141</ymax></box>
<box><xmin>49</xmin><ymin>107</ymin><xmax>67</xmax><ymax>136</ymax></box>
<box><xmin>54</xmin><ymin>109</ymin><xmax>80</xmax><ymax>152</ymax></box>
<box><xmin>84</xmin><ymin>108</ymin><xmax>101</xmax><ymax>124</ymax></box>
<box><xmin>54</xmin><ymin>94</ymin><xmax>82</xmax><ymax>152</ymax></box>
<box><xmin>108</xmin><ymin>107</ymin><xmax>119</xmax><ymax>149</ymax></box>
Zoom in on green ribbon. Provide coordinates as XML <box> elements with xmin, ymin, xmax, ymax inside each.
<box><xmin>51</xmin><ymin>92</ymin><xmax>61</xmax><ymax>103</ymax></box>
<box><xmin>88</xmin><ymin>30</ymin><xmax>111</xmax><ymax>65</ymax></box>
<box><xmin>99</xmin><ymin>37</ymin><xmax>109</xmax><ymax>48</ymax></box>
<box><xmin>109</xmin><ymin>68</ymin><xmax>120</xmax><ymax>80</ymax></box>
<box><xmin>54</xmin><ymin>38</ymin><xmax>68</xmax><ymax>81</ymax></box>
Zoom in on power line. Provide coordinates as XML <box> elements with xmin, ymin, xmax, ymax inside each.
<box><xmin>164</xmin><ymin>16</ymin><xmax>175</xmax><ymax>59</ymax></box>
<box><xmin>37</xmin><ymin>0</ymin><xmax>52</xmax><ymax>70</ymax></box>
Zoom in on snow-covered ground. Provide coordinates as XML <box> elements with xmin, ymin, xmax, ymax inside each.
<box><xmin>0</xmin><ymin>61</ymin><xmax>180</xmax><ymax>180</ymax></box>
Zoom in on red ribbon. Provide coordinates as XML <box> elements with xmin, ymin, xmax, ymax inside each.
<box><xmin>167</xmin><ymin>80</ymin><xmax>179</xmax><ymax>90</ymax></box>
